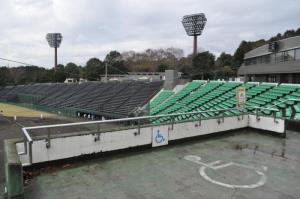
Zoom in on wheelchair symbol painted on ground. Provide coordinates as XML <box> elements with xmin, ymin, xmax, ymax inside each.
<box><xmin>155</xmin><ymin>130</ymin><xmax>165</xmax><ymax>144</ymax></box>
<box><xmin>184</xmin><ymin>155</ymin><xmax>268</xmax><ymax>189</ymax></box>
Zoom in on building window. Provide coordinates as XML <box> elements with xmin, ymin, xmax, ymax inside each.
<box><xmin>295</xmin><ymin>48</ymin><xmax>300</xmax><ymax>60</ymax></box>
<box><xmin>284</xmin><ymin>50</ymin><xmax>295</xmax><ymax>61</ymax></box>
<box><xmin>275</xmin><ymin>52</ymin><xmax>284</xmax><ymax>62</ymax></box>
<box><xmin>257</xmin><ymin>56</ymin><xmax>262</xmax><ymax>64</ymax></box>
<box><xmin>245</xmin><ymin>48</ymin><xmax>299</xmax><ymax>65</ymax></box>
<box><xmin>245</xmin><ymin>58</ymin><xmax>257</xmax><ymax>65</ymax></box>
<box><xmin>268</xmin><ymin>75</ymin><xmax>276</xmax><ymax>82</ymax></box>
<box><xmin>245</xmin><ymin>59</ymin><xmax>251</xmax><ymax>66</ymax></box>
<box><xmin>270</xmin><ymin>53</ymin><xmax>276</xmax><ymax>63</ymax></box>
<box><xmin>262</xmin><ymin>55</ymin><xmax>270</xmax><ymax>63</ymax></box>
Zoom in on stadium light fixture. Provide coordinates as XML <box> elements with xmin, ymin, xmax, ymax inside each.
<box><xmin>182</xmin><ymin>13</ymin><xmax>207</xmax><ymax>55</ymax></box>
<box><xmin>46</xmin><ymin>33</ymin><xmax>63</xmax><ymax>69</ymax></box>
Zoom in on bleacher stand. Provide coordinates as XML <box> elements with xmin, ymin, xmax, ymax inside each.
<box><xmin>0</xmin><ymin>81</ymin><xmax>163</xmax><ymax>118</ymax></box>
<box><xmin>2</xmin><ymin>80</ymin><xmax>300</xmax><ymax>121</ymax></box>
<box><xmin>149</xmin><ymin>80</ymin><xmax>300</xmax><ymax>123</ymax></box>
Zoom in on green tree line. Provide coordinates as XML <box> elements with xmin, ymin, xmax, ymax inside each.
<box><xmin>1</xmin><ymin>28</ymin><xmax>299</xmax><ymax>86</ymax></box>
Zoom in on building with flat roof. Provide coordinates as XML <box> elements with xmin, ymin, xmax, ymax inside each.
<box><xmin>238</xmin><ymin>36</ymin><xmax>300</xmax><ymax>83</ymax></box>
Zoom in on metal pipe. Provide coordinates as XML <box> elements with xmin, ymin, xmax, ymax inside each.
<box><xmin>255</xmin><ymin>98</ymin><xmax>300</xmax><ymax>112</ymax></box>
<box><xmin>137</xmin><ymin>119</ymin><xmax>140</xmax><ymax>135</ymax></box>
<box><xmin>29</xmin><ymin>141</ymin><xmax>33</xmax><ymax>165</ymax></box>
<box><xmin>222</xmin><ymin>110</ymin><xmax>225</xmax><ymax>123</ymax></box>
<box><xmin>96</xmin><ymin>123</ymin><xmax>100</xmax><ymax>141</ymax></box>
<box><xmin>171</xmin><ymin>115</ymin><xmax>174</xmax><ymax>130</ymax></box>
<box><xmin>19</xmin><ymin>104</ymin><xmax>291</xmax><ymax>164</ymax></box>
<box><xmin>273</xmin><ymin>111</ymin><xmax>278</xmax><ymax>123</ymax></box>
<box><xmin>193</xmin><ymin>35</ymin><xmax>197</xmax><ymax>55</ymax></box>
<box><xmin>105</xmin><ymin>62</ymin><xmax>108</xmax><ymax>82</ymax></box>
<box><xmin>199</xmin><ymin>113</ymin><xmax>201</xmax><ymax>126</ymax></box>
<box><xmin>54</xmin><ymin>47</ymin><xmax>57</xmax><ymax>69</ymax></box>
<box><xmin>46</xmin><ymin>129</ymin><xmax>51</xmax><ymax>148</ymax></box>
<box><xmin>18</xmin><ymin>104</ymin><xmax>291</xmax><ymax>165</ymax></box>
<box><xmin>17</xmin><ymin>128</ymin><xmax>33</xmax><ymax>156</ymax></box>
<box><xmin>23</xmin><ymin>108</ymin><xmax>240</xmax><ymax>131</ymax></box>
<box><xmin>22</xmin><ymin>128</ymin><xmax>33</xmax><ymax>142</ymax></box>
<box><xmin>256</xmin><ymin>108</ymin><xmax>260</xmax><ymax>121</ymax></box>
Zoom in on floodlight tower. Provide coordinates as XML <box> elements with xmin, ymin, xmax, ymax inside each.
<box><xmin>182</xmin><ymin>13</ymin><xmax>207</xmax><ymax>55</ymax></box>
<box><xmin>46</xmin><ymin>33</ymin><xmax>63</xmax><ymax>69</ymax></box>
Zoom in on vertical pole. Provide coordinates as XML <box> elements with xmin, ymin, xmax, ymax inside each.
<box><xmin>29</xmin><ymin>141</ymin><xmax>33</xmax><ymax>165</ymax></box>
<box><xmin>105</xmin><ymin>62</ymin><xmax>108</xmax><ymax>82</ymax></box>
<box><xmin>46</xmin><ymin>129</ymin><xmax>51</xmax><ymax>148</ymax></box>
<box><xmin>171</xmin><ymin>115</ymin><xmax>174</xmax><ymax>130</ymax></box>
<box><xmin>193</xmin><ymin>35</ymin><xmax>197</xmax><ymax>55</ymax></box>
<box><xmin>54</xmin><ymin>47</ymin><xmax>58</xmax><ymax>70</ymax></box>
<box><xmin>137</xmin><ymin>119</ymin><xmax>140</xmax><ymax>135</ymax></box>
<box><xmin>23</xmin><ymin>135</ymin><xmax>27</xmax><ymax>154</ymax></box>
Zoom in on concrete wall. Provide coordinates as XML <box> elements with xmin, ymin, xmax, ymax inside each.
<box><xmin>249</xmin><ymin>115</ymin><xmax>285</xmax><ymax>133</ymax></box>
<box><xmin>4</xmin><ymin>140</ymin><xmax>23</xmax><ymax>199</ymax></box>
<box><xmin>164</xmin><ymin>70</ymin><xmax>179</xmax><ymax>90</ymax></box>
<box><xmin>169</xmin><ymin>115</ymin><xmax>248</xmax><ymax>140</ymax></box>
<box><xmin>16</xmin><ymin>114</ymin><xmax>285</xmax><ymax>165</ymax></box>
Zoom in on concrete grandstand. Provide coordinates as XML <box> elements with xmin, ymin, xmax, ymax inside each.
<box><xmin>1</xmin><ymin>75</ymin><xmax>300</xmax><ymax>199</ymax></box>
<box><xmin>0</xmin><ymin>81</ymin><xmax>163</xmax><ymax>119</ymax></box>
<box><xmin>150</xmin><ymin>80</ymin><xmax>300</xmax><ymax>121</ymax></box>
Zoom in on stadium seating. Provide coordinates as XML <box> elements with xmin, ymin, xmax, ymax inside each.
<box><xmin>0</xmin><ymin>81</ymin><xmax>163</xmax><ymax>118</ymax></box>
<box><xmin>2</xmin><ymin>80</ymin><xmax>300</xmax><ymax>121</ymax></box>
<box><xmin>150</xmin><ymin>90</ymin><xmax>174</xmax><ymax>109</ymax></box>
<box><xmin>149</xmin><ymin>81</ymin><xmax>300</xmax><ymax>124</ymax></box>
<box><xmin>115</xmin><ymin>81</ymin><xmax>163</xmax><ymax>115</ymax></box>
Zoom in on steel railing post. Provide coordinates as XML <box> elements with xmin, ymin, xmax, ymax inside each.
<box><xmin>137</xmin><ymin>119</ymin><xmax>140</xmax><ymax>135</ymax></box>
<box><xmin>199</xmin><ymin>113</ymin><xmax>201</xmax><ymax>126</ymax></box>
<box><xmin>29</xmin><ymin>141</ymin><xmax>33</xmax><ymax>165</ymax></box>
<box><xmin>222</xmin><ymin>110</ymin><xmax>225</xmax><ymax>123</ymax></box>
<box><xmin>256</xmin><ymin>108</ymin><xmax>260</xmax><ymax>121</ymax></box>
<box><xmin>171</xmin><ymin>115</ymin><xmax>174</xmax><ymax>130</ymax></box>
<box><xmin>46</xmin><ymin>129</ymin><xmax>51</xmax><ymax>148</ymax></box>
<box><xmin>95</xmin><ymin>123</ymin><xmax>100</xmax><ymax>142</ymax></box>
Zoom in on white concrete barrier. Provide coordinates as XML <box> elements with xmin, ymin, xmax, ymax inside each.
<box><xmin>248</xmin><ymin>115</ymin><xmax>285</xmax><ymax>133</ymax></box>
<box><xmin>16</xmin><ymin>114</ymin><xmax>285</xmax><ymax>165</ymax></box>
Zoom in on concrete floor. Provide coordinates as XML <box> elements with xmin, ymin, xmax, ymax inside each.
<box><xmin>0</xmin><ymin>115</ymin><xmax>90</xmax><ymax>198</ymax></box>
<box><xmin>22</xmin><ymin>129</ymin><xmax>300</xmax><ymax>199</ymax></box>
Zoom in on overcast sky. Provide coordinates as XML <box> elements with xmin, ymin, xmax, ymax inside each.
<box><xmin>0</xmin><ymin>0</ymin><xmax>299</xmax><ymax>67</ymax></box>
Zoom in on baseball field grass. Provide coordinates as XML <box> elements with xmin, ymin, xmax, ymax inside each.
<box><xmin>0</xmin><ymin>103</ymin><xmax>55</xmax><ymax>117</ymax></box>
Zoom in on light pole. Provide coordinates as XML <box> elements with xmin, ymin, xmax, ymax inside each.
<box><xmin>182</xmin><ymin>13</ymin><xmax>207</xmax><ymax>55</ymax></box>
<box><xmin>46</xmin><ymin>33</ymin><xmax>63</xmax><ymax>69</ymax></box>
<box><xmin>105</xmin><ymin>62</ymin><xmax>108</xmax><ymax>82</ymax></box>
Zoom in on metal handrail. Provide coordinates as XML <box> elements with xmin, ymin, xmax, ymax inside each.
<box><xmin>21</xmin><ymin>99</ymin><xmax>300</xmax><ymax>138</ymax></box>
<box><xmin>18</xmin><ymin>103</ymin><xmax>290</xmax><ymax>165</ymax></box>
<box><xmin>251</xmin><ymin>98</ymin><xmax>300</xmax><ymax>114</ymax></box>
<box><xmin>19</xmin><ymin>108</ymin><xmax>244</xmax><ymax>163</ymax></box>
<box><xmin>247</xmin><ymin>106</ymin><xmax>279</xmax><ymax>112</ymax></box>
<box><xmin>22</xmin><ymin>108</ymin><xmax>239</xmax><ymax>130</ymax></box>
<box><xmin>270</xmin><ymin>98</ymin><xmax>300</xmax><ymax>108</ymax></box>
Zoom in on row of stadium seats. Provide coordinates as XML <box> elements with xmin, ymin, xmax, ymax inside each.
<box><xmin>0</xmin><ymin>81</ymin><xmax>163</xmax><ymax>117</ymax></box>
<box><xmin>149</xmin><ymin>90</ymin><xmax>174</xmax><ymax>109</ymax></box>
<box><xmin>2</xmin><ymin>80</ymin><xmax>300</xmax><ymax>121</ymax></box>
<box><xmin>149</xmin><ymin>81</ymin><xmax>300</xmax><ymax>123</ymax></box>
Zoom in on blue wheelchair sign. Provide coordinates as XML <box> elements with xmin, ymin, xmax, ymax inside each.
<box><xmin>152</xmin><ymin>127</ymin><xmax>168</xmax><ymax>147</ymax></box>
<box><xmin>155</xmin><ymin>129</ymin><xmax>165</xmax><ymax>143</ymax></box>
